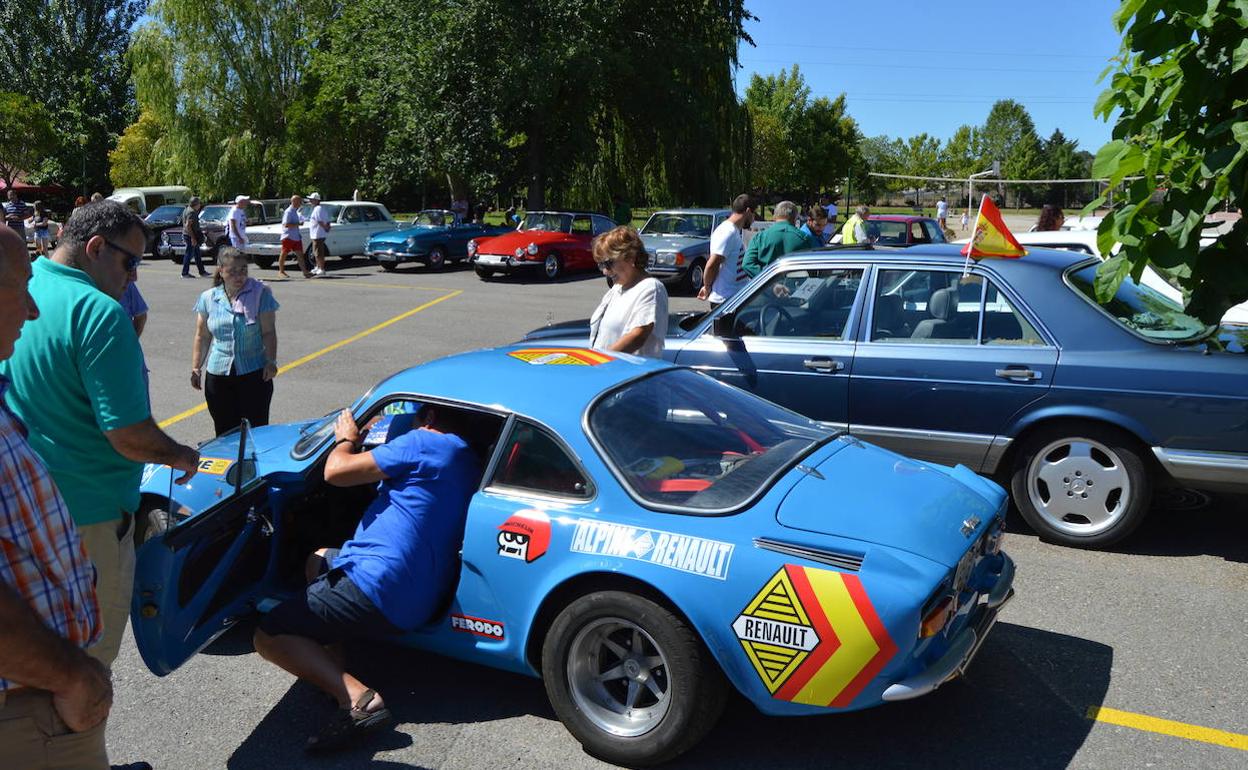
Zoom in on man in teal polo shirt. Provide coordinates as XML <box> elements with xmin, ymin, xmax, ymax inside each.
<box><xmin>741</xmin><ymin>200</ymin><xmax>823</xmax><ymax>278</ymax></box>
<box><xmin>0</xmin><ymin>200</ymin><xmax>200</xmax><ymax>671</ymax></box>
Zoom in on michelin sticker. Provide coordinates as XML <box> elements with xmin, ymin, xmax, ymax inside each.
<box><xmin>450</xmin><ymin>614</ymin><xmax>505</xmax><ymax>640</ymax></box>
<box><xmin>569</xmin><ymin>519</ymin><xmax>733</xmax><ymax>580</ymax></box>
<box><xmin>497</xmin><ymin>509</ymin><xmax>551</xmax><ymax>563</ymax></box>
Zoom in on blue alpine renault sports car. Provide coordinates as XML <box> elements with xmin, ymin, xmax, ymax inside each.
<box><xmin>134</xmin><ymin>345</ymin><xmax>1014</xmax><ymax>765</ymax></box>
<box><xmin>364</xmin><ymin>209</ymin><xmax>513</xmax><ymax>271</ymax></box>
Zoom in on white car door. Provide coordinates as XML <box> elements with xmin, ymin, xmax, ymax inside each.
<box><xmin>330</xmin><ymin>205</ymin><xmax>366</xmax><ymax>256</ymax></box>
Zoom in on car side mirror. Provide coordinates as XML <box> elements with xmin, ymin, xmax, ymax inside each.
<box><xmin>712</xmin><ymin>313</ymin><xmax>738</xmax><ymax>339</ymax></box>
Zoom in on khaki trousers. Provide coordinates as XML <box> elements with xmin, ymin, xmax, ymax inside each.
<box><xmin>0</xmin><ymin>688</ymin><xmax>108</xmax><ymax>770</ymax></box>
<box><xmin>77</xmin><ymin>514</ymin><xmax>136</xmax><ymax>667</ymax></box>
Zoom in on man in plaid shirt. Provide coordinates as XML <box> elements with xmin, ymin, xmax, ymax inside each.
<box><xmin>0</xmin><ymin>226</ymin><xmax>113</xmax><ymax>767</ymax></box>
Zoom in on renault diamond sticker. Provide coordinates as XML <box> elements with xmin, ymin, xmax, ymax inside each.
<box><xmin>569</xmin><ymin>519</ymin><xmax>733</xmax><ymax>579</ymax></box>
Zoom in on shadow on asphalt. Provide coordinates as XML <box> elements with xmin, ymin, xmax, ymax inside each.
<box><xmin>224</xmin><ymin>622</ymin><xmax>1110</xmax><ymax>769</ymax></box>
<box><xmin>1004</xmin><ymin>491</ymin><xmax>1247</xmax><ymax>563</ymax></box>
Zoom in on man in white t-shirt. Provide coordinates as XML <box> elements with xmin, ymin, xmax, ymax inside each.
<box><xmin>228</xmin><ymin>194</ymin><xmax>251</xmax><ymax>249</ymax></box>
<box><xmin>307</xmin><ymin>192</ymin><xmax>331</xmax><ymax>276</ymax></box>
<box><xmin>697</xmin><ymin>193</ymin><xmax>756</xmax><ymax>307</ymax></box>
<box><xmin>936</xmin><ymin>196</ymin><xmax>948</xmax><ymax>230</ymax></box>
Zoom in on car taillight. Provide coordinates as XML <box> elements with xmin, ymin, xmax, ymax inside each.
<box><xmin>919</xmin><ymin>596</ymin><xmax>954</xmax><ymax>638</ymax></box>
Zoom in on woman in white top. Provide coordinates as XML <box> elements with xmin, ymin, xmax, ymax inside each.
<box><xmin>588</xmin><ymin>226</ymin><xmax>669</xmax><ymax>358</ymax></box>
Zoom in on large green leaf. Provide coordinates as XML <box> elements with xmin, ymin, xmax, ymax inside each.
<box><xmin>1095</xmin><ymin>255</ymin><xmax>1134</xmax><ymax>303</ymax></box>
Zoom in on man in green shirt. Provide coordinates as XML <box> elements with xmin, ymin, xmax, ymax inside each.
<box><xmin>0</xmin><ymin>200</ymin><xmax>200</xmax><ymax>670</ymax></box>
<box><xmin>741</xmin><ymin>200</ymin><xmax>822</xmax><ymax>278</ymax></box>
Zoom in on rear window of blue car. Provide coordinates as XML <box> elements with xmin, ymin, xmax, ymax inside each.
<box><xmin>589</xmin><ymin>369</ymin><xmax>834</xmax><ymax>513</ymax></box>
<box><xmin>1066</xmin><ymin>264</ymin><xmax>1212</xmax><ymax>343</ymax></box>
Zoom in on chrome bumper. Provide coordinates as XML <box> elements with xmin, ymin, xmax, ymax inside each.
<box><xmin>1152</xmin><ymin>447</ymin><xmax>1248</xmax><ymax>490</ymax></box>
<box><xmin>881</xmin><ymin>554</ymin><xmax>1015</xmax><ymax>702</ymax></box>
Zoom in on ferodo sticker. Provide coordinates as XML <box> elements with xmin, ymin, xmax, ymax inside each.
<box><xmin>197</xmin><ymin>458</ymin><xmax>232</xmax><ymax>475</ymax></box>
<box><xmin>569</xmin><ymin>519</ymin><xmax>733</xmax><ymax>580</ymax></box>
<box><xmin>450</xmin><ymin>614</ymin><xmax>505</xmax><ymax>640</ymax></box>
<box><xmin>497</xmin><ymin>509</ymin><xmax>551</xmax><ymax>563</ymax></box>
<box><xmin>733</xmin><ymin>565</ymin><xmax>897</xmax><ymax>707</ymax></box>
<box><xmin>507</xmin><ymin>348</ymin><xmax>614</xmax><ymax>366</ymax></box>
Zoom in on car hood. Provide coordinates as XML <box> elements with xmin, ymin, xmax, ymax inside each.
<box><xmin>478</xmin><ymin>229</ymin><xmax>568</xmax><ymax>251</ymax></box>
<box><xmin>776</xmin><ymin>439</ymin><xmax>1005</xmax><ymax>568</ymax></box>
<box><xmin>641</xmin><ymin>234</ymin><xmax>707</xmax><ymax>251</ymax></box>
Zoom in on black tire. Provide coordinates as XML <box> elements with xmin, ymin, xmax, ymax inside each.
<box><xmin>474</xmin><ymin>267</ymin><xmax>494</xmax><ymax>280</ymax></box>
<box><xmin>1009</xmin><ymin>422</ymin><xmax>1152</xmax><ymax>547</ymax></box>
<box><xmin>133</xmin><ymin>506</ymin><xmax>175</xmax><ymax>547</ymax></box>
<box><xmin>379</xmin><ymin>261</ymin><xmax>398</xmax><ymax>272</ymax></box>
<box><xmin>427</xmin><ymin>246</ymin><xmax>447</xmax><ymax>271</ymax></box>
<box><xmin>680</xmin><ymin>258</ymin><xmax>706</xmax><ymax>295</ymax></box>
<box><xmin>543</xmin><ymin>252</ymin><xmax>563</xmax><ymax>281</ymax></box>
<box><xmin>541</xmin><ymin>591</ymin><xmax>727</xmax><ymax>767</ymax></box>
<box><xmin>254</xmin><ymin>254</ymin><xmax>274</xmax><ymax>270</ymax></box>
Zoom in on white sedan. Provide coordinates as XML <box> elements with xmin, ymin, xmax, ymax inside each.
<box><xmin>242</xmin><ymin>201</ymin><xmax>400</xmax><ymax>269</ymax></box>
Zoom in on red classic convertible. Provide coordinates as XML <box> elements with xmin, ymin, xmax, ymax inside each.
<box><xmin>469</xmin><ymin>210</ymin><xmax>617</xmax><ymax>280</ymax></box>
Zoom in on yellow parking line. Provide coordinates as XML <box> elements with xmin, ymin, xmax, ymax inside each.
<box><xmin>1087</xmin><ymin>706</ymin><xmax>1248</xmax><ymax>752</ymax></box>
<box><xmin>157</xmin><ymin>290</ymin><xmax>462</xmax><ymax>429</ymax></box>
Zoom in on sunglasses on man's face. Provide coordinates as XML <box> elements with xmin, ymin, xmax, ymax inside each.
<box><xmin>103</xmin><ymin>239</ymin><xmax>143</xmax><ymax>272</ymax></box>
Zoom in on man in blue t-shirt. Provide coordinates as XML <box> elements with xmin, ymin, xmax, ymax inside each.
<box><xmin>254</xmin><ymin>403</ymin><xmax>478</xmax><ymax>752</ymax></box>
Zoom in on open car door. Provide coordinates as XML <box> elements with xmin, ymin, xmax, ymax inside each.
<box><xmin>131</xmin><ymin>421</ymin><xmax>275</xmax><ymax>675</ymax></box>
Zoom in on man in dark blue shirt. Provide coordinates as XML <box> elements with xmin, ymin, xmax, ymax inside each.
<box><xmin>4</xmin><ymin>190</ymin><xmax>32</xmax><ymax>239</ymax></box>
<box><xmin>254</xmin><ymin>404</ymin><xmax>478</xmax><ymax>752</ymax></box>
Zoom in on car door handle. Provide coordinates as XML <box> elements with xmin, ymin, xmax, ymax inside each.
<box><xmin>995</xmin><ymin>367</ymin><xmax>1040</xmax><ymax>382</ymax></box>
<box><xmin>803</xmin><ymin>358</ymin><xmax>845</xmax><ymax>373</ymax></box>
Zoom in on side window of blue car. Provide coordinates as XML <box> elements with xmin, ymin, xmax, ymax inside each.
<box><xmin>872</xmin><ymin>269</ymin><xmax>1043</xmax><ymax>345</ymax></box>
<box><xmin>489</xmin><ymin>421</ymin><xmax>591</xmax><ymax>499</ymax></box>
<box><xmin>734</xmin><ymin>268</ymin><xmax>863</xmax><ymax>339</ymax></box>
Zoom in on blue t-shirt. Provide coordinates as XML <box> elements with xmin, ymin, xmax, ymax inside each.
<box><xmin>336</xmin><ymin>429</ymin><xmax>478</xmax><ymax>629</ymax></box>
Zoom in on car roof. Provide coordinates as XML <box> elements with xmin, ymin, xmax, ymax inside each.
<box><xmin>323</xmin><ymin>200</ymin><xmax>385</xmax><ymax>206</ymax></box>
<box><xmin>647</xmin><ymin>208</ymin><xmax>731</xmax><ymax>216</ymax></box>
<box><xmin>367</xmin><ymin>344</ymin><xmax>674</xmax><ymax>432</ymax></box>
<box><xmin>1012</xmin><ymin>230</ymin><xmax>1098</xmax><ymax>246</ymax></box>
<box><xmin>525</xmin><ymin>210</ymin><xmax>602</xmax><ymax>218</ymax></box>
<box><xmin>778</xmin><ymin>243</ymin><xmax>1092</xmax><ymax>273</ymax></box>
<box><xmin>870</xmin><ymin>214</ymin><xmax>937</xmax><ymax>223</ymax></box>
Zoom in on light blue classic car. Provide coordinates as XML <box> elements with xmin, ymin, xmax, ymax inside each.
<box><xmin>639</xmin><ymin>208</ymin><xmax>731</xmax><ymax>294</ymax></box>
<box><xmin>132</xmin><ymin>345</ymin><xmax>1013</xmax><ymax>765</ymax></box>
<box><xmin>365</xmin><ymin>209</ymin><xmax>513</xmax><ymax>271</ymax></box>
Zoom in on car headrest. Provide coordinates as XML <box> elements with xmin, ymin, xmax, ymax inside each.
<box><xmin>928</xmin><ymin>287</ymin><xmax>957</xmax><ymax>321</ymax></box>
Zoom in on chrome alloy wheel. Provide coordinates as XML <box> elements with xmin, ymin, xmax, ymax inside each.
<box><xmin>566</xmin><ymin>617</ymin><xmax>671</xmax><ymax>738</ymax></box>
<box><xmin>543</xmin><ymin>253</ymin><xmax>560</xmax><ymax>279</ymax></box>
<box><xmin>1026</xmin><ymin>436</ymin><xmax>1132</xmax><ymax>537</ymax></box>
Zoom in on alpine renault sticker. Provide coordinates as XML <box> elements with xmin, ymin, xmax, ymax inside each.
<box><xmin>734</xmin><ymin>564</ymin><xmax>898</xmax><ymax>707</ymax></box>
<box><xmin>569</xmin><ymin>519</ymin><xmax>733</xmax><ymax>580</ymax></box>
<box><xmin>450</xmin><ymin>614</ymin><xmax>505</xmax><ymax>640</ymax></box>
<box><xmin>507</xmin><ymin>348</ymin><xmax>615</xmax><ymax>366</ymax></box>
<box><xmin>497</xmin><ymin>509</ymin><xmax>551</xmax><ymax>563</ymax></box>
<box><xmin>197</xmin><ymin>458</ymin><xmax>232</xmax><ymax>475</ymax></box>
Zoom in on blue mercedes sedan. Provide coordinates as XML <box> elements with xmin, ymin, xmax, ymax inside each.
<box><xmin>526</xmin><ymin>245</ymin><xmax>1248</xmax><ymax>548</ymax></box>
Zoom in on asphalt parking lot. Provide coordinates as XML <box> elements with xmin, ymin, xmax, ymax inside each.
<box><xmin>106</xmin><ymin>252</ymin><xmax>1248</xmax><ymax>769</ymax></box>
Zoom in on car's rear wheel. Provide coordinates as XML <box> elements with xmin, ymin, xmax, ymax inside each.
<box><xmin>1009</xmin><ymin>423</ymin><xmax>1151</xmax><ymax>547</ymax></box>
<box><xmin>428</xmin><ymin>246</ymin><xmax>447</xmax><ymax>271</ymax></box>
<box><xmin>543</xmin><ymin>252</ymin><xmax>563</xmax><ymax>281</ymax></box>
<box><xmin>541</xmin><ymin>591</ymin><xmax>726</xmax><ymax>767</ymax></box>
<box><xmin>254</xmin><ymin>254</ymin><xmax>274</xmax><ymax>270</ymax></box>
<box><xmin>680</xmin><ymin>258</ymin><xmax>706</xmax><ymax>295</ymax></box>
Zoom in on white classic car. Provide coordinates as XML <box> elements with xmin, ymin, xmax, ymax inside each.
<box><xmin>242</xmin><ymin>200</ymin><xmax>399</xmax><ymax>269</ymax></box>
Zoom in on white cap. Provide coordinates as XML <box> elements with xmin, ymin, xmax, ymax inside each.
<box><xmin>234</xmin><ymin>194</ymin><xmax>251</xmax><ymax>204</ymax></box>
<box><xmin>307</xmin><ymin>192</ymin><xmax>322</xmax><ymax>201</ymax></box>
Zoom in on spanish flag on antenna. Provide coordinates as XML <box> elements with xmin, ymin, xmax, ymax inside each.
<box><xmin>961</xmin><ymin>194</ymin><xmax>1027</xmax><ymax>259</ymax></box>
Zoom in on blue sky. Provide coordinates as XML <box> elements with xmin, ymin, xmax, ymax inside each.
<box><xmin>736</xmin><ymin>0</ymin><xmax>1123</xmax><ymax>155</ymax></box>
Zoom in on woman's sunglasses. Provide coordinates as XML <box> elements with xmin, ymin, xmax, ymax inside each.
<box><xmin>596</xmin><ymin>259</ymin><xmax>616</xmax><ymax>270</ymax></box>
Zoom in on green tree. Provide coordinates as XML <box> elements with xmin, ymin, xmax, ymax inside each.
<box><xmin>0</xmin><ymin>0</ymin><xmax>143</xmax><ymax>194</ymax></box>
<box><xmin>1090</xmin><ymin>0</ymin><xmax>1248</xmax><ymax>325</ymax></box>
<box><xmin>855</xmin><ymin>134</ymin><xmax>904</xmax><ymax>203</ymax></box>
<box><xmin>0</xmin><ymin>92</ymin><xmax>57</xmax><ymax>189</ymax></box>
<box><xmin>109</xmin><ymin>111</ymin><xmax>166</xmax><ymax>188</ymax></box>
<box><xmin>980</xmin><ymin>99</ymin><xmax>1043</xmax><ymax>206</ymax></box>
<box><xmin>942</xmin><ymin>124</ymin><xmax>983</xmax><ymax>180</ymax></box>
<box><xmin>129</xmin><ymin>0</ymin><xmax>338</xmax><ymax>199</ymax></box>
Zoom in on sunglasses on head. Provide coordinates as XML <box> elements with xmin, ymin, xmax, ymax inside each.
<box><xmin>103</xmin><ymin>239</ymin><xmax>143</xmax><ymax>271</ymax></box>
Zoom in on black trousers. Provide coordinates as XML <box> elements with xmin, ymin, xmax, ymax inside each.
<box><xmin>204</xmin><ymin>367</ymin><xmax>274</xmax><ymax>437</ymax></box>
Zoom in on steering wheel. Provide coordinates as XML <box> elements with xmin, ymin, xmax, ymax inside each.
<box><xmin>759</xmin><ymin>303</ymin><xmax>795</xmax><ymax>336</ymax></box>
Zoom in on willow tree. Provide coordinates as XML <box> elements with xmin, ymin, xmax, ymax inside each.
<box><xmin>128</xmin><ymin>0</ymin><xmax>338</xmax><ymax>198</ymax></box>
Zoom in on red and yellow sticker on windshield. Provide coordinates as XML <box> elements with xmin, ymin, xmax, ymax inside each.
<box><xmin>733</xmin><ymin>565</ymin><xmax>898</xmax><ymax>707</ymax></box>
<box><xmin>507</xmin><ymin>348</ymin><xmax>614</xmax><ymax>366</ymax></box>
<box><xmin>197</xmin><ymin>458</ymin><xmax>232</xmax><ymax>475</ymax></box>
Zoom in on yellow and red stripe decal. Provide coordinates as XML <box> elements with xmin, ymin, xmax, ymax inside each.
<box><xmin>507</xmin><ymin>348</ymin><xmax>615</xmax><ymax>366</ymax></box>
<box><xmin>734</xmin><ymin>564</ymin><xmax>898</xmax><ymax>707</ymax></box>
